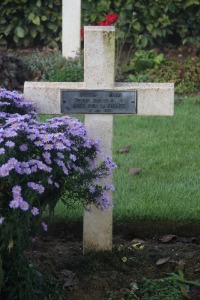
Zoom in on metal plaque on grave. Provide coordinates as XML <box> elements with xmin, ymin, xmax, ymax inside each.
<box><xmin>61</xmin><ymin>90</ymin><xmax>137</xmax><ymax>114</ymax></box>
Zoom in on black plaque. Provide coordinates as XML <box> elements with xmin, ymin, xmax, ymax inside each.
<box><xmin>61</xmin><ymin>90</ymin><xmax>137</xmax><ymax>114</ymax></box>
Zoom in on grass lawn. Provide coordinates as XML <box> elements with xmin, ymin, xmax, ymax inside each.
<box><xmin>47</xmin><ymin>96</ymin><xmax>200</xmax><ymax>223</ymax></box>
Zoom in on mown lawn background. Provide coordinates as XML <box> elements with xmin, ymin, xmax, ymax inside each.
<box><xmin>44</xmin><ymin>96</ymin><xmax>200</xmax><ymax>223</ymax></box>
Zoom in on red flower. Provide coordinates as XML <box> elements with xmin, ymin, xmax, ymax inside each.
<box><xmin>81</xmin><ymin>27</ymin><xmax>84</xmax><ymax>39</ymax></box>
<box><xmin>98</xmin><ymin>21</ymin><xmax>109</xmax><ymax>26</ymax></box>
<box><xmin>105</xmin><ymin>13</ymin><xmax>119</xmax><ymax>25</ymax></box>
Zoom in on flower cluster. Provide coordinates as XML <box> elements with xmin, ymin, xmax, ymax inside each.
<box><xmin>81</xmin><ymin>13</ymin><xmax>119</xmax><ymax>39</ymax></box>
<box><xmin>0</xmin><ymin>88</ymin><xmax>36</xmax><ymax>115</ymax></box>
<box><xmin>0</xmin><ymin>90</ymin><xmax>117</xmax><ymax>297</ymax></box>
<box><xmin>0</xmin><ymin>89</ymin><xmax>117</xmax><ymax>242</ymax></box>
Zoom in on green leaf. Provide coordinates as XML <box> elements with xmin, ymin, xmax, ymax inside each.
<box><xmin>41</xmin><ymin>15</ymin><xmax>47</xmax><ymax>21</ymax></box>
<box><xmin>28</xmin><ymin>12</ymin><xmax>35</xmax><ymax>21</ymax></box>
<box><xmin>141</xmin><ymin>36</ymin><xmax>148</xmax><ymax>48</ymax></box>
<box><xmin>32</xmin><ymin>16</ymin><xmax>40</xmax><ymax>26</ymax></box>
<box><xmin>30</xmin><ymin>28</ymin><xmax>37</xmax><ymax>38</ymax></box>
<box><xmin>15</xmin><ymin>26</ymin><xmax>25</xmax><ymax>38</ymax></box>
<box><xmin>147</xmin><ymin>23</ymin><xmax>153</xmax><ymax>32</ymax></box>
<box><xmin>36</xmin><ymin>0</ymin><xmax>41</xmax><ymax>7</ymax></box>
<box><xmin>133</xmin><ymin>22</ymin><xmax>141</xmax><ymax>31</ymax></box>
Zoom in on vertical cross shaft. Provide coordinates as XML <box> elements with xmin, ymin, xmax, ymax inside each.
<box><xmin>83</xmin><ymin>26</ymin><xmax>115</xmax><ymax>253</ymax></box>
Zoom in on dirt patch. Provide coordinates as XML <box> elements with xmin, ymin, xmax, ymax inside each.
<box><xmin>25</xmin><ymin>221</ymin><xmax>200</xmax><ymax>299</ymax></box>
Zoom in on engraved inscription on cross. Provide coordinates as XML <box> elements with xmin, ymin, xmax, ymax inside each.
<box><xmin>24</xmin><ymin>26</ymin><xmax>174</xmax><ymax>253</ymax></box>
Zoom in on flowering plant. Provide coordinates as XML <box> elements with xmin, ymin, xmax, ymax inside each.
<box><xmin>0</xmin><ymin>88</ymin><xmax>36</xmax><ymax>115</ymax></box>
<box><xmin>81</xmin><ymin>13</ymin><xmax>119</xmax><ymax>39</ymax></box>
<box><xmin>0</xmin><ymin>89</ymin><xmax>116</xmax><ymax>298</ymax></box>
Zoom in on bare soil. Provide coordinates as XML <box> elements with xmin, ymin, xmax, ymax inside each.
<box><xmin>26</xmin><ymin>221</ymin><xmax>200</xmax><ymax>299</ymax></box>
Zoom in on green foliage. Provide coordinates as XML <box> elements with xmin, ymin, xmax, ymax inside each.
<box><xmin>121</xmin><ymin>49</ymin><xmax>200</xmax><ymax>95</ymax></box>
<box><xmin>125</xmin><ymin>50</ymin><xmax>164</xmax><ymax>72</ymax></box>
<box><xmin>82</xmin><ymin>0</ymin><xmax>200</xmax><ymax>48</ymax></box>
<box><xmin>0</xmin><ymin>0</ymin><xmax>62</xmax><ymax>48</ymax></box>
<box><xmin>147</xmin><ymin>56</ymin><xmax>200</xmax><ymax>95</ymax></box>
<box><xmin>106</xmin><ymin>277</ymin><xmax>184</xmax><ymax>300</ymax></box>
<box><xmin>137</xmin><ymin>277</ymin><xmax>183</xmax><ymax>300</ymax></box>
<box><xmin>0</xmin><ymin>0</ymin><xmax>199</xmax><ymax>49</ymax></box>
<box><xmin>25</xmin><ymin>51</ymin><xmax>84</xmax><ymax>82</ymax></box>
<box><xmin>0</xmin><ymin>51</ymin><xmax>29</xmax><ymax>90</ymax></box>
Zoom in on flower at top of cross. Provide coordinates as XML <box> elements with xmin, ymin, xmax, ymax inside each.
<box><xmin>81</xmin><ymin>13</ymin><xmax>119</xmax><ymax>40</ymax></box>
<box><xmin>105</xmin><ymin>13</ymin><xmax>119</xmax><ymax>25</ymax></box>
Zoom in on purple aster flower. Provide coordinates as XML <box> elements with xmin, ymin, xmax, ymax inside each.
<box><xmin>88</xmin><ymin>185</ymin><xmax>96</xmax><ymax>194</ymax></box>
<box><xmin>55</xmin><ymin>142</ymin><xmax>65</xmax><ymax>150</ymax></box>
<box><xmin>19</xmin><ymin>200</ymin><xmax>29</xmax><ymax>211</ymax></box>
<box><xmin>0</xmin><ymin>216</ymin><xmax>5</xmax><ymax>225</ymax></box>
<box><xmin>41</xmin><ymin>222</ymin><xmax>48</xmax><ymax>232</ymax></box>
<box><xmin>27</xmin><ymin>134</ymin><xmax>37</xmax><ymax>140</ymax></box>
<box><xmin>54</xmin><ymin>182</ymin><xmax>59</xmax><ymax>188</ymax></box>
<box><xmin>47</xmin><ymin>177</ymin><xmax>53</xmax><ymax>185</ymax></box>
<box><xmin>7</xmin><ymin>157</ymin><xmax>18</xmax><ymax>165</ymax></box>
<box><xmin>31</xmin><ymin>207</ymin><xmax>40</xmax><ymax>216</ymax></box>
<box><xmin>0</xmin><ymin>165</ymin><xmax>10</xmax><ymax>177</ymax></box>
<box><xmin>19</xmin><ymin>144</ymin><xmax>28</xmax><ymax>151</ymax></box>
<box><xmin>70</xmin><ymin>154</ymin><xmax>76</xmax><ymax>161</ymax></box>
<box><xmin>105</xmin><ymin>156</ymin><xmax>117</xmax><ymax>170</ymax></box>
<box><xmin>57</xmin><ymin>152</ymin><xmax>64</xmax><ymax>159</ymax></box>
<box><xmin>0</xmin><ymin>148</ymin><xmax>5</xmax><ymax>155</ymax></box>
<box><xmin>9</xmin><ymin>199</ymin><xmax>20</xmax><ymax>209</ymax></box>
<box><xmin>5</xmin><ymin>140</ymin><xmax>15</xmax><ymax>148</ymax></box>
<box><xmin>12</xmin><ymin>185</ymin><xmax>22</xmax><ymax>197</ymax></box>
<box><xmin>4</xmin><ymin>130</ymin><xmax>17</xmax><ymax>138</ymax></box>
<box><xmin>44</xmin><ymin>143</ymin><xmax>53</xmax><ymax>150</ymax></box>
<box><xmin>105</xmin><ymin>183</ymin><xmax>115</xmax><ymax>191</ymax></box>
<box><xmin>95</xmin><ymin>190</ymin><xmax>113</xmax><ymax>210</ymax></box>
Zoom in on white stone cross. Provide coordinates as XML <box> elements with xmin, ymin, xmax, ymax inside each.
<box><xmin>24</xmin><ymin>26</ymin><xmax>174</xmax><ymax>253</ymax></box>
<box><xmin>62</xmin><ymin>0</ymin><xmax>81</xmax><ymax>58</ymax></box>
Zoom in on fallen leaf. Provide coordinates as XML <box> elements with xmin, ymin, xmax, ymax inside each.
<box><xmin>156</xmin><ymin>257</ymin><xmax>170</xmax><ymax>266</ymax></box>
<box><xmin>63</xmin><ymin>272</ymin><xmax>79</xmax><ymax>288</ymax></box>
<box><xmin>131</xmin><ymin>238</ymin><xmax>145</xmax><ymax>244</ymax></box>
<box><xmin>160</xmin><ymin>234</ymin><xmax>177</xmax><ymax>243</ymax></box>
<box><xmin>132</xmin><ymin>243</ymin><xmax>144</xmax><ymax>250</ymax></box>
<box><xmin>118</xmin><ymin>145</ymin><xmax>131</xmax><ymax>153</ymax></box>
<box><xmin>129</xmin><ymin>167</ymin><xmax>141</xmax><ymax>175</ymax></box>
<box><xmin>181</xmin><ymin>286</ymin><xmax>190</xmax><ymax>299</ymax></box>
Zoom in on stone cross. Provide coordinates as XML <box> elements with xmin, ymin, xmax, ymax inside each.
<box><xmin>24</xmin><ymin>26</ymin><xmax>174</xmax><ymax>253</ymax></box>
<box><xmin>62</xmin><ymin>0</ymin><xmax>81</xmax><ymax>58</ymax></box>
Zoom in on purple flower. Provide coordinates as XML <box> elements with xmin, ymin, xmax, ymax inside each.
<box><xmin>88</xmin><ymin>185</ymin><xmax>96</xmax><ymax>194</ymax></box>
<box><xmin>105</xmin><ymin>183</ymin><xmax>115</xmax><ymax>191</ymax></box>
<box><xmin>0</xmin><ymin>148</ymin><xmax>5</xmax><ymax>155</ymax></box>
<box><xmin>0</xmin><ymin>217</ymin><xmax>4</xmax><ymax>225</ymax></box>
<box><xmin>0</xmin><ymin>164</ymin><xmax>10</xmax><ymax>177</ymax></box>
<box><xmin>5</xmin><ymin>140</ymin><xmax>15</xmax><ymax>148</ymax></box>
<box><xmin>12</xmin><ymin>185</ymin><xmax>22</xmax><ymax>197</ymax></box>
<box><xmin>105</xmin><ymin>156</ymin><xmax>117</xmax><ymax>171</ymax></box>
<box><xmin>31</xmin><ymin>207</ymin><xmax>40</xmax><ymax>216</ymax></box>
<box><xmin>95</xmin><ymin>190</ymin><xmax>113</xmax><ymax>210</ymax></box>
<box><xmin>19</xmin><ymin>200</ymin><xmax>29</xmax><ymax>211</ymax></box>
<box><xmin>27</xmin><ymin>182</ymin><xmax>45</xmax><ymax>194</ymax></box>
<box><xmin>47</xmin><ymin>177</ymin><xmax>53</xmax><ymax>184</ymax></box>
<box><xmin>70</xmin><ymin>154</ymin><xmax>76</xmax><ymax>161</ymax></box>
<box><xmin>19</xmin><ymin>144</ymin><xmax>28</xmax><ymax>151</ymax></box>
<box><xmin>41</xmin><ymin>222</ymin><xmax>48</xmax><ymax>232</ymax></box>
<box><xmin>9</xmin><ymin>199</ymin><xmax>20</xmax><ymax>209</ymax></box>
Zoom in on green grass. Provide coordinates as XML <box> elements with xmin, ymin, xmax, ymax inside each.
<box><xmin>47</xmin><ymin>97</ymin><xmax>200</xmax><ymax>223</ymax></box>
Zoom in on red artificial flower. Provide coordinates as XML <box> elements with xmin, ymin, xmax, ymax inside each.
<box><xmin>81</xmin><ymin>27</ymin><xmax>84</xmax><ymax>39</ymax></box>
<box><xmin>105</xmin><ymin>13</ymin><xmax>119</xmax><ymax>25</ymax></box>
<box><xmin>98</xmin><ymin>21</ymin><xmax>109</xmax><ymax>26</ymax></box>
